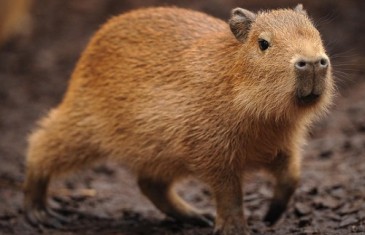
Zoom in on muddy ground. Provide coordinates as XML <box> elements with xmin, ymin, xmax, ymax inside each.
<box><xmin>0</xmin><ymin>0</ymin><xmax>364</xmax><ymax>234</ymax></box>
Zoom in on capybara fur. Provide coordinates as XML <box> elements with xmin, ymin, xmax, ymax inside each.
<box><xmin>24</xmin><ymin>4</ymin><xmax>334</xmax><ymax>235</ymax></box>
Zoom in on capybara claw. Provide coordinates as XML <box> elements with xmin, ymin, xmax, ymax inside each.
<box><xmin>25</xmin><ymin>207</ymin><xmax>70</xmax><ymax>229</ymax></box>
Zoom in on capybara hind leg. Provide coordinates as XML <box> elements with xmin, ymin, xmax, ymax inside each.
<box><xmin>137</xmin><ymin>176</ymin><xmax>214</xmax><ymax>227</ymax></box>
<box><xmin>23</xmin><ymin>168</ymin><xmax>70</xmax><ymax>228</ymax></box>
<box><xmin>263</xmin><ymin>151</ymin><xmax>300</xmax><ymax>225</ymax></box>
<box><xmin>24</xmin><ymin>118</ymin><xmax>101</xmax><ymax>228</ymax></box>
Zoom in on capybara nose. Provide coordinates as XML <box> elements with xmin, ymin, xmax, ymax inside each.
<box><xmin>295</xmin><ymin>56</ymin><xmax>329</xmax><ymax>105</ymax></box>
<box><xmin>295</xmin><ymin>57</ymin><xmax>329</xmax><ymax>73</ymax></box>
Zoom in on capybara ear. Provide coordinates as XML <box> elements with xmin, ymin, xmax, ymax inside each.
<box><xmin>294</xmin><ymin>4</ymin><xmax>307</xmax><ymax>15</ymax></box>
<box><xmin>229</xmin><ymin>7</ymin><xmax>256</xmax><ymax>42</ymax></box>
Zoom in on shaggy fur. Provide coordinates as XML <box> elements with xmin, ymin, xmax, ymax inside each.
<box><xmin>23</xmin><ymin>5</ymin><xmax>334</xmax><ymax>235</ymax></box>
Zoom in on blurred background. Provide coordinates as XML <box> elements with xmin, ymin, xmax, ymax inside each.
<box><xmin>0</xmin><ymin>1</ymin><xmax>364</xmax><ymax>234</ymax></box>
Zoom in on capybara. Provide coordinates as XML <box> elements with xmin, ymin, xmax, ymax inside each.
<box><xmin>24</xmin><ymin>4</ymin><xmax>334</xmax><ymax>235</ymax></box>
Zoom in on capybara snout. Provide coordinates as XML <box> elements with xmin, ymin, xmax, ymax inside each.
<box><xmin>294</xmin><ymin>55</ymin><xmax>330</xmax><ymax>105</ymax></box>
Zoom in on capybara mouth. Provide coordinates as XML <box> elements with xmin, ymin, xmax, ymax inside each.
<box><xmin>297</xmin><ymin>92</ymin><xmax>321</xmax><ymax>106</ymax></box>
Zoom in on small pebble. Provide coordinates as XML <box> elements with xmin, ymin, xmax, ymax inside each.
<box><xmin>339</xmin><ymin>216</ymin><xmax>358</xmax><ymax>228</ymax></box>
<box><xmin>295</xmin><ymin>202</ymin><xmax>311</xmax><ymax>216</ymax></box>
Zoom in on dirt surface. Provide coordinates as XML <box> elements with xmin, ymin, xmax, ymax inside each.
<box><xmin>0</xmin><ymin>1</ymin><xmax>365</xmax><ymax>234</ymax></box>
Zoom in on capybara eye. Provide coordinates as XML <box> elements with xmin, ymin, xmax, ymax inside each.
<box><xmin>258</xmin><ymin>39</ymin><xmax>270</xmax><ymax>51</ymax></box>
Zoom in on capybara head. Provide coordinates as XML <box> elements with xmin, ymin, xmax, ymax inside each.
<box><xmin>230</xmin><ymin>4</ymin><xmax>334</xmax><ymax>119</ymax></box>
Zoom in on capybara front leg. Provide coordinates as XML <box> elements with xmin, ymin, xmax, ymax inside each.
<box><xmin>264</xmin><ymin>151</ymin><xmax>300</xmax><ymax>225</ymax></box>
<box><xmin>212</xmin><ymin>175</ymin><xmax>249</xmax><ymax>235</ymax></box>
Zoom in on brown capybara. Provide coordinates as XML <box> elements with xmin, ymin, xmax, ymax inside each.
<box><xmin>0</xmin><ymin>0</ymin><xmax>32</xmax><ymax>45</ymax></box>
<box><xmin>23</xmin><ymin>4</ymin><xmax>334</xmax><ymax>235</ymax></box>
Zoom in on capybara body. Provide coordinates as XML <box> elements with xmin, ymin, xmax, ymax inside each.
<box><xmin>24</xmin><ymin>5</ymin><xmax>334</xmax><ymax>235</ymax></box>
